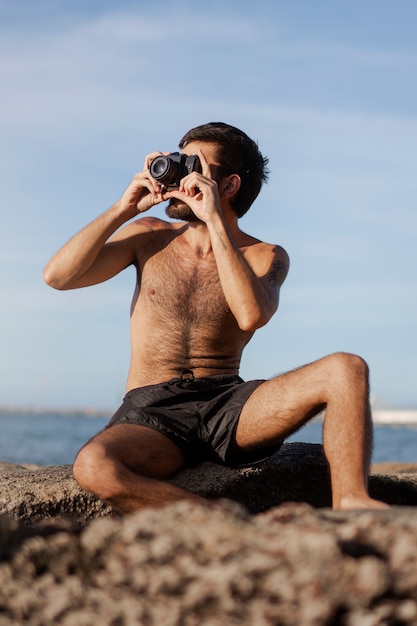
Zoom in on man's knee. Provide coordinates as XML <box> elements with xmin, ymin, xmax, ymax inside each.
<box><xmin>327</xmin><ymin>352</ymin><xmax>369</xmax><ymax>384</ymax></box>
<box><xmin>73</xmin><ymin>439</ymin><xmax>116</xmax><ymax>501</ymax></box>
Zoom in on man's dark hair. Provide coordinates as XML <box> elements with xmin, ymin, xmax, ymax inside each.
<box><xmin>179</xmin><ymin>122</ymin><xmax>269</xmax><ymax>217</ymax></box>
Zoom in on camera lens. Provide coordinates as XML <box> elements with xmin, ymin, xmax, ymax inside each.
<box><xmin>149</xmin><ymin>156</ymin><xmax>179</xmax><ymax>185</ymax></box>
<box><xmin>151</xmin><ymin>157</ymin><xmax>168</xmax><ymax>177</ymax></box>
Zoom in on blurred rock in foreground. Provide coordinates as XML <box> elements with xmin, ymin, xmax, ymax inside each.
<box><xmin>1</xmin><ymin>502</ymin><xmax>417</xmax><ymax>625</ymax></box>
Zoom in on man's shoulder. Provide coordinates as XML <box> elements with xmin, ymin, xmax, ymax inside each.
<box><xmin>239</xmin><ymin>231</ymin><xmax>288</xmax><ymax>259</ymax></box>
<box><xmin>239</xmin><ymin>231</ymin><xmax>290</xmax><ymax>279</ymax></box>
<box><xmin>131</xmin><ymin>216</ymin><xmax>177</xmax><ymax>233</ymax></box>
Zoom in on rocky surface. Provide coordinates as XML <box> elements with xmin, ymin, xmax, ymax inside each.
<box><xmin>1</xmin><ymin>502</ymin><xmax>417</xmax><ymax>625</ymax></box>
<box><xmin>0</xmin><ymin>443</ymin><xmax>416</xmax><ymax>625</ymax></box>
<box><xmin>1</xmin><ymin>443</ymin><xmax>417</xmax><ymax>525</ymax></box>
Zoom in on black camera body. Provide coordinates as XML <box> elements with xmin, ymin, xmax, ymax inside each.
<box><xmin>149</xmin><ymin>152</ymin><xmax>201</xmax><ymax>188</ymax></box>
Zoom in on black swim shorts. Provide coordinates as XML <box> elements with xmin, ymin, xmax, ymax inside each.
<box><xmin>106</xmin><ymin>372</ymin><xmax>281</xmax><ymax>466</ymax></box>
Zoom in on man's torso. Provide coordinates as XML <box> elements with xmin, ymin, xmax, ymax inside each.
<box><xmin>125</xmin><ymin>219</ymin><xmax>272</xmax><ymax>390</ymax></box>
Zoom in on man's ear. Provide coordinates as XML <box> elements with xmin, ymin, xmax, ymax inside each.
<box><xmin>219</xmin><ymin>174</ymin><xmax>241</xmax><ymax>200</ymax></box>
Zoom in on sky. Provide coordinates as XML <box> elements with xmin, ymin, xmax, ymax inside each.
<box><xmin>1</xmin><ymin>0</ymin><xmax>416</xmax><ymax>411</ymax></box>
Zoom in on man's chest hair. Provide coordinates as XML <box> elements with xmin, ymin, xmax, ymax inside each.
<box><xmin>140</xmin><ymin>247</ymin><xmax>230</xmax><ymax>325</ymax></box>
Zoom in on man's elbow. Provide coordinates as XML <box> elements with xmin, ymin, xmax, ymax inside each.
<box><xmin>43</xmin><ymin>265</ymin><xmax>68</xmax><ymax>290</ymax></box>
<box><xmin>237</xmin><ymin>311</ymin><xmax>272</xmax><ymax>332</ymax></box>
<box><xmin>237</xmin><ymin>301</ymin><xmax>279</xmax><ymax>332</ymax></box>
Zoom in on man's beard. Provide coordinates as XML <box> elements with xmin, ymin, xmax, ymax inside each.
<box><xmin>165</xmin><ymin>199</ymin><xmax>202</xmax><ymax>223</ymax></box>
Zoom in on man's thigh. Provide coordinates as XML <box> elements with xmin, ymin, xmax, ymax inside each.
<box><xmin>87</xmin><ymin>423</ymin><xmax>187</xmax><ymax>480</ymax></box>
<box><xmin>234</xmin><ymin>362</ymin><xmax>328</xmax><ymax>452</ymax></box>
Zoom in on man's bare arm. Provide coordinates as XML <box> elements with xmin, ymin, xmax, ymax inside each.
<box><xmin>208</xmin><ymin>218</ymin><xmax>289</xmax><ymax>331</ymax></box>
<box><xmin>43</xmin><ymin>155</ymin><xmax>166</xmax><ymax>290</ymax></box>
<box><xmin>44</xmin><ymin>203</ymin><xmax>139</xmax><ymax>290</ymax></box>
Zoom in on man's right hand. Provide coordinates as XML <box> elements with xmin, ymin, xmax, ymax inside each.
<box><xmin>119</xmin><ymin>152</ymin><xmax>170</xmax><ymax>216</ymax></box>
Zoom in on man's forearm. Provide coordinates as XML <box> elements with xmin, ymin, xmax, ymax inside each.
<box><xmin>43</xmin><ymin>159</ymin><xmax>169</xmax><ymax>289</ymax></box>
<box><xmin>43</xmin><ymin>200</ymin><xmax>134</xmax><ymax>290</ymax></box>
<box><xmin>206</xmin><ymin>215</ymin><xmax>277</xmax><ymax>331</ymax></box>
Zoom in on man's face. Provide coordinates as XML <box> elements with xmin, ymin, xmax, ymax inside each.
<box><xmin>165</xmin><ymin>141</ymin><xmax>221</xmax><ymax>222</ymax></box>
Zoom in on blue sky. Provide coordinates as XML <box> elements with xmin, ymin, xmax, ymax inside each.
<box><xmin>1</xmin><ymin>0</ymin><xmax>416</xmax><ymax>410</ymax></box>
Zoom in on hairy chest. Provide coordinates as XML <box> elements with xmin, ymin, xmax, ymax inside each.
<box><xmin>138</xmin><ymin>245</ymin><xmax>231</xmax><ymax>327</ymax></box>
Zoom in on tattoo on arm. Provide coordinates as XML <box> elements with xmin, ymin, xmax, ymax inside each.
<box><xmin>216</xmin><ymin>230</ymin><xmax>228</xmax><ymax>251</ymax></box>
<box><xmin>143</xmin><ymin>217</ymin><xmax>158</xmax><ymax>233</ymax></box>
<box><xmin>268</xmin><ymin>260</ymin><xmax>287</xmax><ymax>287</ymax></box>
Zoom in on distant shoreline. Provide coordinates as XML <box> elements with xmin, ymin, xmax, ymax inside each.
<box><xmin>0</xmin><ymin>407</ymin><xmax>112</xmax><ymax>418</ymax></box>
<box><xmin>0</xmin><ymin>407</ymin><xmax>416</xmax><ymax>424</ymax></box>
<box><xmin>372</xmin><ymin>410</ymin><xmax>417</xmax><ymax>425</ymax></box>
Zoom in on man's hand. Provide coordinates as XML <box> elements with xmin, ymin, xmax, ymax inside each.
<box><xmin>162</xmin><ymin>149</ymin><xmax>223</xmax><ymax>224</ymax></box>
<box><xmin>119</xmin><ymin>152</ymin><xmax>170</xmax><ymax>217</ymax></box>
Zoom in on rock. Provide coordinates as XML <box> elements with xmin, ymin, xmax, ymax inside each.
<box><xmin>372</xmin><ymin>462</ymin><xmax>417</xmax><ymax>474</ymax></box>
<box><xmin>170</xmin><ymin>442</ymin><xmax>334</xmax><ymax>511</ymax></box>
<box><xmin>0</xmin><ymin>465</ymin><xmax>113</xmax><ymax>527</ymax></box>
<box><xmin>0</xmin><ymin>462</ymin><xmax>41</xmax><ymax>473</ymax></box>
<box><xmin>0</xmin><ymin>443</ymin><xmax>416</xmax><ymax>624</ymax></box>
<box><xmin>0</xmin><ymin>443</ymin><xmax>417</xmax><ymax>525</ymax></box>
<box><xmin>0</xmin><ymin>501</ymin><xmax>417</xmax><ymax>625</ymax></box>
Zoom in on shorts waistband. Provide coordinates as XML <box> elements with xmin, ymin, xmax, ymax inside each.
<box><xmin>169</xmin><ymin>368</ymin><xmax>196</xmax><ymax>385</ymax></box>
<box><xmin>168</xmin><ymin>370</ymin><xmax>243</xmax><ymax>389</ymax></box>
<box><xmin>125</xmin><ymin>372</ymin><xmax>243</xmax><ymax>397</ymax></box>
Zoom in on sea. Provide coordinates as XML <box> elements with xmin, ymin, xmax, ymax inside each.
<box><xmin>0</xmin><ymin>409</ymin><xmax>416</xmax><ymax>467</ymax></box>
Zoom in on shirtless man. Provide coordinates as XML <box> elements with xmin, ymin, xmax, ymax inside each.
<box><xmin>44</xmin><ymin>122</ymin><xmax>386</xmax><ymax>511</ymax></box>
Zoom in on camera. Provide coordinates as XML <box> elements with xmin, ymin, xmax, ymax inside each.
<box><xmin>149</xmin><ymin>152</ymin><xmax>201</xmax><ymax>188</ymax></box>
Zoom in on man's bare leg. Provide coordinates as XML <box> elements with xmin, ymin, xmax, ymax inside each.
<box><xmin>73</xmin><ymin>424</ymin><xmax>206</xmax><ymax>512</ymax></box>
<box><xmin>234</xmin><ymin>352</ymin><xmax>388</xmax><ymax>510</ymax></box>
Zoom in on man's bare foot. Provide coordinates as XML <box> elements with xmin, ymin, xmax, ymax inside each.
<box><xmin>336</xmin><ymin>496</ymin><xmax>390</xmax><ymax>511</ymax></box>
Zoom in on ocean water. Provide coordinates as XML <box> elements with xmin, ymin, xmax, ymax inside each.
<box><xmin>287</xmin><ymin>420</ymin><xmax>417</xmax><ymax>464</ymax></box>
<box><xmin>0</xmin><ymin>411</ymin><xmax>416</xmax><ymax>466</ymax></box>
<box><xmin>0</xmin><ymin>412</ymin><xmax>109</xmax><ymax>467</ymax></box>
